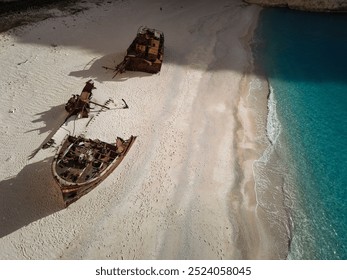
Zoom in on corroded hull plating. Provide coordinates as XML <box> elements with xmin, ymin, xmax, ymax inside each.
<box><xmin>52</xmin><ymin>134</ymin><xmax>136</xmax><ymax>206</ymax></box>
<box><xmin>116</xmin><ymin>27</ymin><xmax>164</xmax><ymax>75</ymax></box>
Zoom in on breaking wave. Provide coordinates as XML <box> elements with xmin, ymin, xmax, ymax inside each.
<box><xmin>251</xmin><ymin>81</ymin><xmax>293</xmax><ymax>257</ymax></box>
<box><xmin>266</xmin><ymin>85</ymin><xmax>281</xmax><ymax>146</ymax></box>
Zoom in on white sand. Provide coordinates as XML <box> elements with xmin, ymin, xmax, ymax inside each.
<box><xmin>0</xmin><ymin>0</ymin><xmax>284</xmax><ymax>259</ymax></box>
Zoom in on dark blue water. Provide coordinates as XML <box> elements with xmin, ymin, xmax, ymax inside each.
<box><xmin>253</xmin><ymin>8</ymin><xmax>347</xmax><ymax>259</ymax></box>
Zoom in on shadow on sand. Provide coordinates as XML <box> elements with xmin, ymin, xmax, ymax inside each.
<box><xmin>26</xmin><ymin>93</ymin><xmax>130</xmax><ymax>159</ymax></box>
<box><xmin>0</xmin><ymin>157</ymin><xmax>65</xmax><ymax>238</ymax></box>
<box><xmin>26</xmin><ymin>104</ymin><xmax>69</xmax><ymax>159</ymax></box>
<box><xmin>6</xmin><ymin>0</ymin><xmax>347</xmax><ymax>86</ymax></box>
<box><xmin>27</xmin><ymin>104</ymin><xmax>67</xmax><ymax>135</ymax></box>
<box><xmin>69</xmin><ymin>52</ymin><xmax>153</xmax><ymax>82</ymax></box>
<box><xmin>5</xmin><ymin>0</ymin><xmax>254</xmax><ymax>83</ymax></box>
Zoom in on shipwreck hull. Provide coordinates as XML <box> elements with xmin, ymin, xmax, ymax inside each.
<box><xmin>52</xmin><ymin>134</ymin><xmax>136</xmax><ymax>206</ymax></box>
<box><xmin>124</xmin><ymin>56</ymin><xmax>162</xmax><ymax>74</ymax></box>
<box><xmin>112</xmin><ymin>27</ymin><xmax>164</xmax><ymax>75</ymax></box>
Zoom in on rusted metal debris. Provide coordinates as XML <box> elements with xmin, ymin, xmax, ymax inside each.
<box><xmin>104</xmin><ymin>26</ymin><xmax>164</xmax><ymax>77</ymax></box>
<box><xmin>52</xmin><ymin>134</ymin><xmax>136</xmax><ymax>206</ymax></box>
<box><xmin>64</xmin><ymin>79</ymin><xmax>110</xmax><ymax>122</ymax></box>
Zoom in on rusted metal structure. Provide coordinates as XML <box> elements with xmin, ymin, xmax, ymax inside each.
<box><xmin>52</xmin><ymin>134</ymin><xmax>136</xmax><ymax>206</ymax></box>
<box><xmin>104</xmin><ymin>26</ymin><xmax>164</xmax><ymax>76</ymax></box>
<box><xmin>64</xmin><ymin>80</ymin><xmax>109</xmax><ymax>121</ymax></box>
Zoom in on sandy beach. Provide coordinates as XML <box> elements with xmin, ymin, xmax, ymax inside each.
<box><xmin>0</xmin><ymin>0</ymin><xmax>288</xmax><ymax>259</ymax></box>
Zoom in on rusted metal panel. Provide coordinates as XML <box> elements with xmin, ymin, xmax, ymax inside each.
<box><xmin>104</xmin><ymin>26</ymin><xmax>164</xmax><ymax>77</ymax></box>
<box><xmin>64</xmin><ymin>80</ymin><xmax>109</xmax><ymax>121</ymax></box>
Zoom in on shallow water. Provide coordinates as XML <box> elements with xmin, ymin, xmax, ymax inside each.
<box><xmin>253</xmin><ymin>8</ymin><xmax>347</xmax><ymax>259</ymax></box>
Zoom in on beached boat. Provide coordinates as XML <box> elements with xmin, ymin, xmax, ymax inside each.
<box><xmin>104</xmin><ymin>26</ymin><xmax>164</xmax><ymax>76</ymax></box>
<box><xmin>64</xmin><ymin>80</ymin><xmax>110</xmax><ymax>122</ymax></box>
<box><xmin>52</xmin><ymin>134</ymin><xmax>136</xmax><ymax>206</ymax></box>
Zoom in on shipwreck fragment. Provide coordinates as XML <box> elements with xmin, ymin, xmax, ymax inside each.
<box><xmin>52</xmin><ymin>134</ymin><xmax>136</xmax><ymax>206</ymax></box>
<box><xmin>64</xmin><ymin>80</ymin><xmax>110</xmax><ymax>121</ymax></box>
<box><xmin>104</xmin><ymin>26</ymin><xmax>164</xmax><ymax>76</ymax></box>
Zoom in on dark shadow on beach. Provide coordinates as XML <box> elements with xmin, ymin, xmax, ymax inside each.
<box><xmin>4</xmin><ymin>0</ymin><xmax>248</xmax><ymax>80</ymax></box>
<box><xmin>27</xmin><ymin>104</ymin><xmax>67</xmax><ymax>135</ymax></box>
<box><xmin>0</xmin><ymin>157</ymin><xmax>65</xmax><ymax>238</ymax></box>
<box><xmin>5</xmin><ymin>0</ymin><xmax>347</xmax><ymax>86</ymax></box>
<box><xmin>26</xmin><ymin>104</ymin><xmax>68</xmax><ymax>159</ymax></box>
<box><xmin>69</xmin><ymin>52</ymin><xmax>153</xmax><ymax>82</ymax></box>
<box><xmin>0</xmin><ymin>0</ymin><xmax>88</xmax><ymax>33</ymax></box>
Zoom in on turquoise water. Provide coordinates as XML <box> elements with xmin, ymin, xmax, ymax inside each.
<box><xmin>253</xmin><ymin>8</ymin><xmax>347</xmax><ymax>259</ymax></box>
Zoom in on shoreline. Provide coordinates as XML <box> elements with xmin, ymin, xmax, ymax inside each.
<box><xmin>236</xmin><ymin>7</ymin><xmax>291</xmax><ymax>258</ymax></box>
<box><xmin>0</xmin><ymin>0</ymin><xmax>289</xmax><ymax>259</ymax></box>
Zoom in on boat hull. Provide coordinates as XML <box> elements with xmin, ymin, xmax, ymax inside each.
<box><xmin>52</xmin><ymin>135</ymin><xmax>136</xmax><ymax>206</ymax></box>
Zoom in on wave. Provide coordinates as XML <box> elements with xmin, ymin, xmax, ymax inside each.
<box><xmin>266</xmin><ymin>84</ymin><xmax>281</xmax><ymax>146</ymax></box>
<box><xmin>252</xmin><ymin>80</ymin><xmax>293</xmax><ymax>258</ymax></box>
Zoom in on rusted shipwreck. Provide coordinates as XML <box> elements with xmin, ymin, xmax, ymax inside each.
<box><xmin>52</xmin><ymin>134</ymin><xmax>136</xmax><ymax>206</ymax></box>
<box><xmin>64</xmin><ymin>80</ymin><xmax>109</xmax><ymax>121</ymax></box>
<box><xmin>104</xmin><ymin>26</ymin><xmax>164</xmax><ymax>76</ymax></box>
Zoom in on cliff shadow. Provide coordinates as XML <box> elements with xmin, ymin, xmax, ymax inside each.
<box><xmin>7</xmin><ymin>0</ymin><xmax>251</xmax><ymax>78</ymax></box>
<box><xmin>5</xmin><ymin>1</ymin><xmax>347</xmax><ymax>85</ymax></box>
<box><xmin>0</xmin><ymin>157</ymin><xmax>65</xmax><ymax>238</ymax></box>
